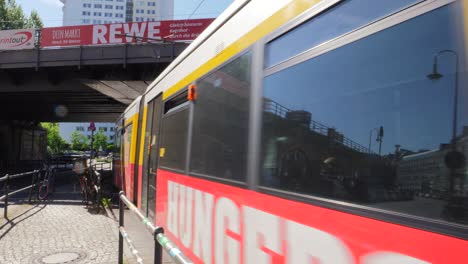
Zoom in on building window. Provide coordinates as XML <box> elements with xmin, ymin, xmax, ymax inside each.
<box><xmin>76</xmin><ymin>126</ymin><xmax>84</xmax><ymax>131</ymax></box>
<box><xmin>190</xmin><ymin>52</ymin><xmax>251</xmax><ymax>182</ymax></box>
<box><xmin>116</xmin><ymin>5</ymin><xmax>124</xmax><ymax>10</ymax></box>
<box><xmin>82</xmin><ymin>19</ymin><xmax>91</xmax><ymax>24</ymax></box>
<box><xmin>115</xmin><ymin>13</ymin><xmax>124</xmax><ymax>18</ymax></box>
<box><xmin>94</xmin><ymin>12</ymin><xmax>102</xmax><ymax>16</ymax></box>
<box><xmin>83</xmin><ymin>3</ymin><xmax>92</xmax><ymax>8</ymax></box>
<box><xmin>105</xmin><ymin>4</ymin><xmax>113</xmax><ymax>9</ymax></box>
<box><xmin>82</xmin><ymin>11</ymin><xmax>91</xmax><ymax>16</ymax></box>
<box><xmin>99</xmin><ymin>127</ymin><xmax>108</xmax><ymax>132</ymax></box>
<box><xmin>148</xmin><ymin>1</ymin><xmax>156</xmax><ymax>6</ymax></box>
<box><xmin>104</xmin><ymin>12</ymin><xmax>113</xmax><ymax>17</ymax></box>
<box><xmin>94</xmin><ymin>4</ymin><xmax>102</xmax><ymax>8</ymax></box>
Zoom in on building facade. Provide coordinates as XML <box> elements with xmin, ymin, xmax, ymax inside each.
<box><xmin>61</xmin><ymin>0</ymin><xmax>173</xmax><ymax>26</ymax></box>
<box><xmin>133</xmin><ymin>0</ymin><xmax>173</xmax><ymax>22</ymax></box>
<box><xmin>60</xmin><ymin>122</ymin><xmax>115</xmax><ymax>143</ymax></box>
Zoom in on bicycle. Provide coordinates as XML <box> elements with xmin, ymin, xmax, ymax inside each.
<box><xmin>38</xmin><ymin>167</ymin><xmax>56</xmax><ymax>200</ymax></box>
<box><xmin>75</xmin><ymin>165</ymin><xmax>102</xmax><ymax>213</ymax></box>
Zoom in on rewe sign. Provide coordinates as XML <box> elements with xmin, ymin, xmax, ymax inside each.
<box><xmin>40</xmin><ymin>19</ymin><xmax>214</xmax><ymax>47</ymax></box>
<box><xmin>0</xmin><ymin>29</ymin><xmax>35</xmax><ymax>50</ymax></box>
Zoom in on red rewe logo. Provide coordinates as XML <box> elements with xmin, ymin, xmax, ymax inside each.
<box><xmin>0</xmin><ymin>31</ymin><xmax>33</xmax><ymax>47</ymax></box>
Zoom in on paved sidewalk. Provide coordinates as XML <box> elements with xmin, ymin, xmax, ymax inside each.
<box><xmin>0</xmin><ymin>173</ymin><xmax>175</xmax><ymax>264</ymax></box>
<box><xmin>0</xmin><ymin>177</ymin><xmax>136</xmax><ymax>264</ymax></box>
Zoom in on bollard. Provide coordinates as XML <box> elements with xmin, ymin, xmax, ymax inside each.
<box><xmin>4</xmin><ymin>174</ymin><xmax>9</xmax><ymax>219</ymax></box>
<box><xmin>154</xmin><ymin>227</ymin><xmax>164</xmax><ymax>264</ymax></box>
<box><xmin>118</xmin><ymin>195</ymin><xmax>124</xmax><ymax>264</ymax></box>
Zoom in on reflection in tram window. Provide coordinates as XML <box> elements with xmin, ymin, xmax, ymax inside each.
<box><xmin>266</xmin><ymin>0</ymin><xmax>422</xmax><ymax>67</ymax></box>
<box><xmin>261</xmin><ymin>3</ymin><xmax>468</xmax><ymax>224</ymax></box>
<box><xmin>190</xmin><ymin>53</ymin><xmax>251</xmax><ymax>182</ymax></box>
<box><xmin>159</xmin><ymin>107</ymin><xmax>189</xmax><ymax>171</ymax></box>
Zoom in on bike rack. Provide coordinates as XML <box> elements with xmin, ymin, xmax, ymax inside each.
<box><xmin>0</xmin><ymin>170</ymin><xmax>41</xmax><ymax>219</ymax></box>
<box><xmin>118</xmin><ymin>191</ymin><xmax>193</xmax><ymax>264</ymax></box>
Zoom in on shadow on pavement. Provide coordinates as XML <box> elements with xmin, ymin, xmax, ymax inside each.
<box><xmin>0</xmin><ymin>203</ymin><xmax>47</xmax><ymax>240</ymax></box>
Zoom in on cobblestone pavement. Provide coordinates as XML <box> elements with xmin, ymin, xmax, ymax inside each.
<box><xmin>0</xmin><ymin>183</ymin><xmax>126</xmax><ymax>264</ymax></box>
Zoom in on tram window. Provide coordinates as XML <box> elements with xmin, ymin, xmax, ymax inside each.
<box><xmin>159</xmin><ymin>105</ymin><xmax>189</xmax><ymax>172</ymax></box>
<box><xmin>123</xmin><ymin>124</ymin><xmax>133</xmax><ymax>172</ymax></box>
<box><xmin>261</xmin><ymin>3</ymin><xmax>468</xmax><ymax>225</ymax></box>
<box><xmin>190</xmin><ymin>52</ymin><xmax>251</xmax><ymax>181</ymax></box>
<box><xmin>265</xmin><ymin>0</ymin><xmax>422</xmax><ymax>68</ymax></box>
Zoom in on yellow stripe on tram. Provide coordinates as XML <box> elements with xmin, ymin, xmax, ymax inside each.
<box><xmin>162</xmin><ymin>0</ymin><xmax>322</xmax><ymax>100</ymax></box>
<box><xmin>138</xmin><ymin>106</ymin><xmax>148</xmax><ymax>166</ymax></box>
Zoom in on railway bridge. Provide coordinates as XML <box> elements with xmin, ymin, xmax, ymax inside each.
<box><xmin>0</xmin><ymin>42</ymin><xmax>188</xmax><ymax>122</ymax></box>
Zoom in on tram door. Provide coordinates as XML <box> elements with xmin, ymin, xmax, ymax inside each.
<box><xmin>141</xmin><ymin>95</ymin><xmax>163</xmax><ymax>220</ymax></box>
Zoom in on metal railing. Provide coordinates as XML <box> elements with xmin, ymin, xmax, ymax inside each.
<box><xmin>264</xmin><ymin>99</ymin><xmax>370</xmax><ymax>154</ymax></box>
<box><xmin>0</xmin><ymin>170</ymin><xmax>41</xmax><ymax>219</ymax></box>
<box><xmin>118</xmin><ymin>191</ymin><xmax>193</xmax><ymax>264</ymax></box>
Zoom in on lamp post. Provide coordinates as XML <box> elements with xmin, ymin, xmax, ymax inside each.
<box><xmin>368</xmin><ymin>127</ymin><xmax>379</xmax><ymax>154</ymax></box>
<box><xmin>427</xmin><ymin>50</ymin><xmax>464</xmax><ymax>217</ymax></box>
<box><xmin>369</xmin><ymin>126</ymin><xmax>384</xmax><ymax>155</ymax></box>
<box><xmin>427</xmin><ymin>49</ymin><xmax>459</xmax><ymax>148</ymax></box>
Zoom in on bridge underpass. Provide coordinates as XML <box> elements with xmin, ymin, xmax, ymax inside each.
<box><xmin>0</xmin><ymin>43</ymin><xmax>188</xmax><ymax>264</ymax></box>
<box><xmin>0</xmin><ymin>42</ymin><xmax>188</xmax><ymax>122</ymax></box>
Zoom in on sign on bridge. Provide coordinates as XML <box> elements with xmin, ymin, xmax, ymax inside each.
<box><xmin>40</xmin><ymin>19</ymin><xmax>214</xmax><ymax>48</ymax></box>
<box><xmin>0</xmin><ymin>29</ymin><xmax>35</xmax><ymax>50</ymax></box>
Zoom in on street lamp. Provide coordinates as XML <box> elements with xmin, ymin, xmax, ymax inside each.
<box><xmin>369</xmin><ymin>127</ymin><xmax>379</xmax><ymax>154</ymax></box>
<box><xmin>427</xmin><ymin>49</ymin><xmax>465</xmax><ymax>218</ymax></box>
<box><xmin>369</xmin><ymin>126</ymin><xmax>384</xmax><ymax>155</ymax></box>
<box><xmin>427</xmin><ymin>49</ymin><xmax>459</xmax><ymax>147</ymax></box>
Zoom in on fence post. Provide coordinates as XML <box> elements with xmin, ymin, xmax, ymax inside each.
<box><xmin>118</xmin><ymin>193</ymin><xmax>124</xmax><ymax>264</ymax></box>
<box><xmin>28</xmin><ymin>170</ymin><xmax>37</xmax><ymax>203</ymax></box>
<box><xmin>153</xmin><ymin>227</ymin><xmax>164</xmax><ymax>264</ymax></box>
<box><xmin>4</xmin><ymin>174</ymin><xmax>9</xmax><ymax>219</ymax></box>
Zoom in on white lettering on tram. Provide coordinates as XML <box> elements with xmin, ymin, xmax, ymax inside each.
<box><xmin>243</xmin><ymin>206</ymin><xmax>282</xmax><ymax>263</ymax></box>
<box><xmin>167</xmin><ymin>181</ymin><xmax>179</xmax><ymax>237</ymax></box>
<box><xmin>193</xmin><ymin>189</ymin><xmax>214</xmax><ymax>264</ymax></box>
<box><xmin>361</xmin><ymin>252</ymin><xmax>430</xmax><ymax>264</ymax></box>
<box><xmin>214</xmin><ymin>197</ymin><xmax>240</xmax><ymax>264</ymax></box>
<box><xmin>287</xmin><ymin>220</ymin><xmax>353</xmax><ymax>263</ymax></box>
<box><xmin>167</xmin><ymin>181</ymin><xmax>429</xmax><ymax>264</ymax></box>
<box><xmin>180</xmin><ymin>185</ymin><xmax>193</xmax><ymax>248</ymax></box>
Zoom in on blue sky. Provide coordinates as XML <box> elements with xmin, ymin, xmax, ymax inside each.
<box><xmin>15</xmin><ymin>0</ymin><xmax>233</xmax><ymax>27</ymax></box>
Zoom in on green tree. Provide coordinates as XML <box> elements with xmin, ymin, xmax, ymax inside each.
<box><xmin>26</xmin><ymin>10</ymin><xmax>43</xmax><ymax>29</ymax></box>
<box><xmin>93</xmin><ymin>131</ymin><xmax>109</xmax><ymax>152</ymax></box>
<box><xmin>0</xmin><ymin>0</ymin><xmax>43</xmax><ymax>30</ymax></box>
<box><xmin>70</xmin><ymin>130</ymin><xmax>89</xmax><ymax>151</ymax></box>
<box><xmin>41</xmin><ymin>123</ymin><xmax>67</xmax><ymax>155</ymax></box>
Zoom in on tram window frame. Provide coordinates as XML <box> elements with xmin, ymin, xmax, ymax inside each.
<box><xmin>264</xmin><ymin>0</ymin><xmax>424</xmax><ymax>68</ymax></box>
<box><xmin>256</xmin><ymin>0</ymin><xmax>468</xmax><ymax>240</ymax></box>
<box><xmin>158</xmin><ymin>90</ymin><xmax>190</xmax><ymax>173</ymax></box>
<box><xmin>187</xmin><ymin>51</ymin><xmax>252</xmax><ymax>187</ymax></box>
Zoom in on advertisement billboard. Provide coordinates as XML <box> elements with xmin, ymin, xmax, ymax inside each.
<box><xmin>0</xmin><ymin>29</ymin><xmax>35</xmax><ymax>50</ymax></box>
<box><xmin>40</xmin><ymin>19</ymin><xmax>214</xmax><ymax>48</ymax></box>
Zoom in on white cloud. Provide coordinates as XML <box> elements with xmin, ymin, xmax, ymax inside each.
<box><xmin>39</xmin><ymin>0</ymin><xmax>63</xmax><ymax>7</ymax></box>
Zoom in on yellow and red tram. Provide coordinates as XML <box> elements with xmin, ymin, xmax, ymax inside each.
<box><xmin>114</xmin><ymin>0</ymin><xmax>468</xmax><ymax>263</ymax></box>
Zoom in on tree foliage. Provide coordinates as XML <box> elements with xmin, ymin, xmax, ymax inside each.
<box><xmin>70</xmin><ymin>130</ymin><xmax>89</xmax><ymax>151</ymax></box>
<box><xmin>93</xmin><ymin>131</ymin><xmax>109</xmax><ymax>151</ymax></box>
<box><xmin>41</xmin><ymin>123</ymin><xmax>68</xmax><ymax>155</ymax></box>
<box><xmin>0</xmin><ymin>0</ymin><xmax>43</xmax><ymax>30</ymax></box>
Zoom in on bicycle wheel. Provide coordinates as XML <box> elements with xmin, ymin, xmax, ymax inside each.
<box><xmin>38</xmin><ymin>183</ymin><xmax>49</xmax><ymax>200</ymax></box>
<box><xmin>79</xmin><ymin>177</ymin><xmax>89</xmax><ymax>205</ymax></box>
